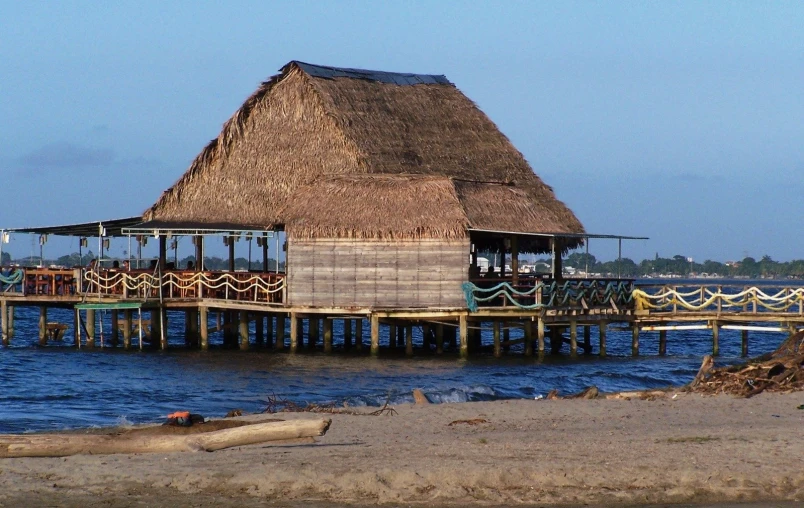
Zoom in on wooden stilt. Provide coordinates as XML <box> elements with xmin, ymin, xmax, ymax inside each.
<box><xmin>183</xmin><ymin>310</ymin><xmax>192</xmax><ymax>347</ymax></box>
<box><xmin>493</xmin><ymin>321</ymin><xmax>501</xmax><ymax>358</ymax></box>
<box><xmin>459</xmin><ymin>315</ymin><xmax>468</xmax><ymax>359</ymax></box>
<box><xmin>289</xmin><ymin>313</ymin><xmax>299</xmax><ymax>353</ymax></box>
<box><xmin>422</xmin><ymin>324</ymin><xmax>431</xmax><ymax>351</ymax></box>
<box><xmin>1</xmin><ymin>299</ymin><xmax>8</xmax><ymax>346</ymax></box>
<box><xmin>38</xmin><ymin>307</ymin><xmax>48</xmax><ymax>346</ymax></box>
<box><xmin>405</xmin><ymin>324</ymin><xmax>413</xmax><ymax>356</ymax></box>
<box><xmin>6</xmin><ymin>305</ymin><xmax>12</xmax><ymax>339</ymax></box>
<box><xmin>275</xmin><ymin>314</ymin><xmax>285</xmax><ymax>350</ymax></box>
<box><xmin>537</xmin><ymin>318</ymin><xmax>545</xmax><ymax>353</ymax></box>
<box><xmin>524</xmin><ymin>320</ymin><xmax>533</xmax><ymax>357</ymax></box>
<box><xmin>741</xmin><ymin>329</ymin><xmax>749</xmax><ymax>357</ymax></box>
<box><xmin>343</xmin><ymin>319</ymin><xmax>352</xmax><ymax>350</ymax></box>
<box><xmin>74</xmin><ymin>308</ymin><xmax>81</xmax><ymax>348</ymax></box>
<box><xmin>239</xmin><ymin>310</ymin><xmax>249</xmax><ymax>350</ymax></box>
<box><xmin>370</xmin><ymin>315</ymin><xmax>380</xmax><ymax>356</ymax></box>
<box><xmin>160</xmin><ymin>308</ymin><xmax>168</xmax><ymax>350</ymax></box>
<box><xmin>448</xmin><ymin>325</ymin><xmax>457</xmax><ymax>350</ymax></box>
<box><xmin>110</xmin><ymin>311</ymin><xmax>119</xmax><ymax>347</ymax></box>
<box><xmin>86</xmin><ymin>309</ymin><xmax>96</xmax><ymax>348</ymax></box>
<box><xmin>503</xmin><ymin>327</ymin><xmax>510</xmax><ymax>353</ymax></box>
<box><xmin>255</xmin><ymin>314</ymin><xmax>264</xmax><ymax>347</ymax></box>
<box><xmin>199</xmin><ymin>307</ymin><xmax>209</xmax><ymax>350</ymax></box>
<box><xmin>122</xmin><ymin>310</ymin><xmax>132</xmax><ymax>350</ymax></box>
<box><xmin>569</xmin><ymin>319</ymin><xmax>578</xmax><ymax>358</ymax></box>
<box><xmin>711</xmin><ymin>320</ymin><xmax>719</xmax><ymax>356</ymax></box>
<box><xmin>435</xmin><ymin>323</ymin><xmax>444</xmax><ymax>354</ymax></box>
<box><xmin>550</xmin><ymin>326</ymin><xmax>562</xmax><ymax>354</ymax></box>
<box><xmin>599</xmin><ymin>320</ymin><xmax>607</xmax><ymax>357</ymax></box>
<box><xmin>659</xmin><ymin>329</ymin><xmax>667</xmax><ymax>356</ymax></box>
<box><xmin>323</xmin><ymin>318</ymin><xmax>333</xmax><ymax>353</ymax></box>
<box><xmin>188</xmin><ymin>309</ymin><xmax>199</xmax><ymax>348</ymax></box>
<box><xmin>354</xmin><ymin>319</ymin><xmax>363</xmax><ymax>351</ymax></box>
<box><xmin>631</xmin><ymin>324</ymin><xmax>639</xmax><ymax>356</ymax></box>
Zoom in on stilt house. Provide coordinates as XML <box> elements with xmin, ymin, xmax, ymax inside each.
<box><xmin>142</xmin><ymin>61</ymin><xmax>584</xmax><ymax>310</ymax></box>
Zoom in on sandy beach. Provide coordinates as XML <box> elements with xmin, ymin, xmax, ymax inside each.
<box><xmin>0</xmin><ymin>391</ymin><xmax>802</xmax><ymax>507</ymax></box>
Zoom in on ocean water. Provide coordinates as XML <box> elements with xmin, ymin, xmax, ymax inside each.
<box><xmin>0</xmin><ymin>301</ymin><xmax>788</xmax><ymax>433</ymax></box>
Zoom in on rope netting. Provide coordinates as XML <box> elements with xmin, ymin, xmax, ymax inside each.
<box><xmin>463</xmin><ymin>280</ymin><xmax>635</xmax><ymax>312</ymax></box>
<box><xmin>633</xmin><ymin>286</ymin><xmax>804</xmax><ymax>313</ymax></box>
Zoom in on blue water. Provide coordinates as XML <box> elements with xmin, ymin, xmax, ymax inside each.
<box><xmin>0</xmin><ymin>305</ymin><xmax>786</xmax><ymax>433</ymax></box>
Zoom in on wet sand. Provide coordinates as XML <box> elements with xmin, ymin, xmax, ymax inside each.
<box><xmin>0</xmin><ymin>391</ymin><xmax>802</xmax><ymax>506</ymax></box>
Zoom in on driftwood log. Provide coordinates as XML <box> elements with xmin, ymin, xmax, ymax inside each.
<box><xmin>0</xmin><ymin>419</ymin><xmax>331</xmax><ymax>458</ymax></box>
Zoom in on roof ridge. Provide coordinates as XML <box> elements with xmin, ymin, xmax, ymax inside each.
<box><xmin>288</xmin><ymin>61</ymin><xmax>451</xmax><ymax>86</ymax></box>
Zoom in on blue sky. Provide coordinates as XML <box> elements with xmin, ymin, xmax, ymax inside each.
<box><xmin>2</xmin><ymin>1</ymin><xmax>802</xmax><ymax>263</ymax></box>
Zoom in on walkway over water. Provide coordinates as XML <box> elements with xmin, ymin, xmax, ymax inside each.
<box><xmin>1</xmin><ymin>266</ymin><xmax>801</xmax><ymax>358</ymax></box>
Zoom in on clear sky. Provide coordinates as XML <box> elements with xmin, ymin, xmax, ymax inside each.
<box><xmin>2</xmin><ymin>1</ymin><xmax>802</xmax><ymax>263</ymax></box>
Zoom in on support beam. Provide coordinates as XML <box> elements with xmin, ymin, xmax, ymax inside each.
<box><xmin>493</xmin><ymin>321</ymin><xmax>501</xmax><ymax>358</ymax></box>
<box><xmin>389</xmin><ymin>323</ymin><xmax>397</xmax><ymax>349</ymax></box>
<box><xmin>537</xmin><ymin>318</ymin><xmax>545</xmax><ymax>353</ymax></box>
<box><xmin>599</xmin><ymin>320</ymin><xmax>607</xmax><ymax>357</ymax></box>
<box><xmin>323</xmin><ymin>318</ymin><xmax>333</xmax><ymax>353</ymax></box>
<box><xmin>122</xmin><ymin>310</ymin><xmax>132</xmax><ymax>350</ymax></box>
<box><xmin>308</xmin><ymin>318</ymin><xmax>319</xmax><ymax>350</ymax></box>
<box><xmin>569</xmin><ymin>319</ymin><xmax>578</xmax><ymax>358</ymax></box>
<box><xmin>38</xmin><ymin>307</ymin><xmax>48</xmax><ymax>346</ymax></box>
<box><xmin>583</xmin><ymin>325</ymin><xmax>591</xmax><ymax>355</ymax></box>
<box><xmin>199</xmin><ymin>307</ymin><xmax>209</xmax><ymax>350</ymax></box>
<box><xmin>631</xmin><ymin>324</ymin><xmax>639</xmax><ymax>356</ymax></box>
<box><xmin>159</xmin><ymin>309</ymin><xmax>168</xmax><ymax>350</ymax></box>
<box><xmin>524</xmin><ymin>321</ymin><xmax>533</xmax><ymax>356</ymax></box>
<box><xmin>74</xmin><ymin>308</ymin><xmax>80</xmax><ymax>347</ymax></box>
<box><xmin>435</xmin><ymin>323</ymin><xmax>444</xmax><ymax>354</ymax></box>
<box><xmin>289</xmin><ymin>313</ymin><xmax>299</xmax><ymax>353</ymax></box>
<box><xmin>110</xmin><ymin>311</ymin><xmax>119</xmax><ymax>347</ymax></box>
<box><xmin>459</xmin><ymin>315</ymin><xmax>469</xmax><ymax>359</ymax></box>
<box><xmin>370</xmin><ymin>315</ymin><xmax>379</xmax><ymax>356</ymax></box>
<box><xmin>255</xmin><ymin>314</ymin><xmax>264</xmax><ymax>347</ymax></box>
<box><xmin>405</xmin><ymin>324</ymin><xmax>413</xmax><ymax>356</ymax></box>
<box><xmin>86</xmin><ymin>309</ymin><xmax>96</xmax><ymax>348</ymax></box>
<box><xmin>659</xmin><ymin>329</ymin><xmax>667</xmax><ymax>356</ymax></box>
<box><xmin>1</xmin><ymin>300</ymin><xmax>8</xmax><ymax>346</ymax></box>
<box><xmin>503</xmin><ymin>327</ymin><xmax>510</xmax><ymax>353</ymax></box>
<box><xmin>239</xmin><ymin>310</ymin><xmax>249</xmax><ymax>350</ymax></box>
<box><xmin>711</xmin><ymin>320</ymin><xmax>719</xmax><ymax>356</ymax></box>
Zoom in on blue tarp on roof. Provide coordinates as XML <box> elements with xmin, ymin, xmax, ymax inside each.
<box><xmin>293</xmin><ymin>61</ymin><xmax>450</xmax><ymax>86</ymax></box>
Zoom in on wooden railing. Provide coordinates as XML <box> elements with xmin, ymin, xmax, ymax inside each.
<box><xmin>463</xmin><ymin>277</ymin><xmax>635</xmax><ymax>311</ymax></box>
<box><xmin>81</xmin><ymin>269</ymin><xmax>286</xmax><ymax>304</ymax></box>
<box><xmin>633</xmin><ymin>283</ymin><xmax>804</xmax><ymax>315</ymax></box>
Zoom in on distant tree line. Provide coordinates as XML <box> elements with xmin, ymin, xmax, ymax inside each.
<box><xmin>561</xmin><ymin>253</ymin><xmax>804</xmax><ymax>279</ymax></box>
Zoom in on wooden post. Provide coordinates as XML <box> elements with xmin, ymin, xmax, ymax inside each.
<box><xmin>159</xmin><ymin>236</ymin><xmax>167</xmax><ymax>270</ymax></box>
<box><xmin>255</xmin><ymin>314</ymin><xmax>264</xmax><ymax>347</ymax></box>
<box><xmin>354</xmin><ymin>319</ymin><xmax>363</xmax><ymax>351</ymax></box>
<box><xmin>160</xmin><ymin>309</ymin><xmax>168</xmax><ymax>350</ymax></box>
<box><xmin>599</xmin><ymin>320</ymin><xmax>607</xmax><ymax>357</ymax></box>
<box><xmin>537</xmin><ymin>318</ymin><xmax>545</xmax><ymax>353</ymax></box>
<box><xmin>503</xmin><ymin>327</ymin><xmax>510</xmax><ymax>353</ymax></box>
<box><xmin>370</xmin><ymin>315</ymin><xmax>380</xmax><ymax>356</ymax></box>
<box><xmin>524</xmin><ymin>320</ymin><xmax>533</xmax><ymax>356</ymax></box>
<box><xmin>583</xmin><ymin>325</ymin><xmax>591</xmax><ymax>354</ymax></box>
<box><xmin>38</xmin><ymin>307</ymin><xmax>48</xmax><ymax>346</ymax></box>
<box><xmin>550</xmin><ymin>326</ymin><xmax>562</xmax><ymax>354</ymax></box>
<box><xmin>199</xmin><ymin>307</ymin><xmax>209</xmax><ymax>350</ymax></box>
<box><xmin>569</xmin><ymin>319</ymin><xmax>578</xmax><ymax>357</ymax></box>
<box><xmin>659</xmin><ymin>329</ymin><xmax>667</xmax><ymax>356</ymax></box>
<box><xmin>323</xmin><ymin>318</ymin><xmax>333</xmax><ymax>353</ymax></box>
<box><xmin>290</xmin><ymin>313</ymin><xmax>299</xmax><ymax>353</ymax></box>
<box><xmin>459</xmin><ymin>315</ymin><xmax>469</xmax><ymax>359</ymax></box>
<box><xmin>308</xmin><ymin>318</ymin><xmax>319</xmax><ymax>350</ymax></box>
<box><xmin>631</xmin><ymin>323</ymin><xmax>639</xmax><ymax>356</ymax></box>
<box><xmin>741</xmin><ymin>329</ymin><xmax>749</xmax><ymax>357</ymax></box>
<box><xmin>187</xmin><ymin>309</ymin><xmax>198</xmax><ymax>348</ymax></box>
<box><xmin>74</xmin><ymin>308</ymin><xmax>81</xmax><ymax>347</ymax></box>
<box><xmin>275</xmin><ymin>314</ymin><xmax>286</xmax><ymax>350</ymax></box>
<box><xmin>405</xmin><ymin>324</ymin><xmax>413</xmax><ymax>356</ymax></box>
<box><xmin>1</xmin><ymin>299</ymin><xmax>8</xmax><ymax>346</ymax></box>
<box><xmin>238</xmin><ymin>311</ymin><xmax>249</xmax><ymax>350</ymax></box>
<box><xmin>6</xmin><ymin>305</ymin><xmax>12</xmax><ymax>340</ymax></box>
<box><xmin>435</xmin><ymin>323</ymin><xmax>444</xmax><ymax>354</ymax></box>
<box><xmin>122</xmin><ymin>310</ymin><xmax>132</xmax><ymax>349</ymax></box>
<box><xmin>422</xmin><ymin>324</ymin><xmax>432</xmax><ymax>351</ymax></box>
<box><xmin>344</xmin><ymin>319</ymin><xmax>353</xmax><ymax>350</ymax></box>
<box><xmin>86</xmin><ymin>309</ymin><xmax>96</xmax><ymax>348</ymax></box>
<box><xmin>511</xmin><ymin>235</ymin><xmax>519</xmax><ymax>286</ymax></box>
<box><xmin>711</xmin><ymin>320</ymin><xmax>719</xmax><ymax>356</ymax></box>
<box><xmin>493</xmin><ymin>321</ymin><xmax>501</xmax><ymax>358</ymax></box>
<box><xmin>110</xmin><ymin>311</ymin><xmax>119</xmax><ymax>347</ymax></box>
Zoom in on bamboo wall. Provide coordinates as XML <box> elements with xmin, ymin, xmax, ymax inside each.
<box><xmin>287</xmin><ymin>238</ymin><xmax>469</xmax><ymax>308</ymax></box>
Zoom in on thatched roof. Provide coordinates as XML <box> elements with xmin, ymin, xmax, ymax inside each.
<box><xmin>143</xmin><ymin>61</ymin><xmax>584</xmax><ymax>246</ymax></box>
